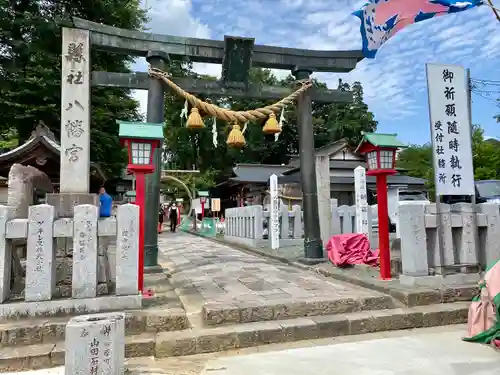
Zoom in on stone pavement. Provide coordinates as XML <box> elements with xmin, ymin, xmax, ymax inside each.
<box><xmin>200</xmin><ymin>324</ymin><xmax>500</xmax><ymax>375</ymax></box>
<box><xmin>157</xmin><ymin>232</ymin><xmax>395</xmax><ymax>326</ymax></box>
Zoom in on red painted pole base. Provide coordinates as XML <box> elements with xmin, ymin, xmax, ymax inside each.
<box><xmin>141</xmin><ymin>288</ymin><xmax>155</xmax><ymax>298</ymax></box>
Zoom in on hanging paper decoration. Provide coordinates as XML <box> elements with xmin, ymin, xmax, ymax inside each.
<box><xmin>275</xmin><ymin>107</ymin><xmax>286</xmax><ymax>142</ymax></box>
<box><xmin>211</xmin><ymin>117</ymin><xmax>218</xmax><ymax>147</ymax></box>
<box><xmin>353</xmin><ymin>0</ymin><xmax>483</xmax><ymax>58</ymax></box>
<box><xmin>180</xmin><ymin>99</ymin><xmax>188</xmax><ymax>121</ymax></box>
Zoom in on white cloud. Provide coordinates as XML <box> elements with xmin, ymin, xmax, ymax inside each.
<box><xmin>130</xmin><ymin>0</ymin><xmax>499</xmax><ymax>122</ymax></box>
<box><xmin>131</xmin><ymin>0</ymin><xmax>216</xmax><ymax>118</ymax></box>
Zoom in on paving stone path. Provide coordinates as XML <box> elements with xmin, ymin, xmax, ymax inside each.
<box><xmin>158</xmin><ymin>232</ymin><xmax>394</xmax><ymax>326</ymax></box>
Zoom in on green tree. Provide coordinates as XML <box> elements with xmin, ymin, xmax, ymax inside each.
<box><xmin>0</xmin><ymin>0</ymin><xmax>147</xmax><ymax>177</ymax></box>
<box><xmin>328</xmin><ymin>80</ymin><xmax>378</xmax><ymax>146</ymax></box>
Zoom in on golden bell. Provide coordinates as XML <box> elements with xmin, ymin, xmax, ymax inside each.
<box><xmin>262</xmin><ymin>112</ymin><xmax>281</xmax><ymax>134</ymax></box>
<box><xmin>226</xmin><ymin>124</ymin><xmax>246</xmax><ymax>148</ymax></box>
<box><xmin>186</xmin><ymin>108</ymin><xmax>205</xmax><ymax>129</ymax></box>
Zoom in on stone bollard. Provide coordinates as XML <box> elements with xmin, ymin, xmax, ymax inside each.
<box><xmin>65</xmin><ymin>312</ymin><xmax>125</xmax><ymax>375</ymax></box>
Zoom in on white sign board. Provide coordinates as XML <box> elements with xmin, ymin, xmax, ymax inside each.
<box><xmin>269</xmin><ymin>174</ymin><xmax>280</xmax><ymax>250</ymax></box>
<box><xmin>211</xmin><ymin>198</ymin><xmax>221</xmax><ymax>212</ymax></box>
<box><xmin>426</xmin><ymin>63</ymin><xmax>474</xmax><ymax>196</ymax></box>
<box><xmin>60</xmin><ymin>28</ymin><xmax>91</xmax><ymax>193</ymax></box>
<box><xmin>354</xmin><ymin>166</ymin><xmax>370</xmax><ymax>236</ymax></box>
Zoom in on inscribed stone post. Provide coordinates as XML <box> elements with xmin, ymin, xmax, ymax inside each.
<box><xmin>398</xmin><ymin>203</ymin><xmax>429</xmax><ymax>276</ymax></box>
<box><xmin>477</xmin><ymin>203</ymin><xmax>500</xmax><ymax>267</ymax></box>
<box><xmin>65</xmin><ymin>312</ymin><xmax>125</xmax><ymax>375</ymax></box>
<box><xmin>61</xmin><ymin>28</ymin><xmax>91</xmax><ymax>193</ymax></box>
<box><xmin>315</xmin><ymin>155</ymin><xmax>331</xmax><ymax>245</ymax></box>
<box><xmin>269</xmin><ymin>174</ymin><xmax>280</xmax><ymax>250</ymax></box>
<box><xmin>72</xmin><ymin>204</ymin><xmax>99</xmax><ymax>298</ymax></box>
<box><xmin>452</xmin><ymin>203</ymin><xmax>478</xmax><ymax>266</ymax></box>
<box><xmin>330</xmin><ymin>199</ymin><xmax>341</xmax><ymax>235</ymax></box>
<box><xmin>0</xmin><ymin>206</ymin><xmax>13</xmax><ymax>302</ymax></box>
<box><xmin>116</xmin><ymin>204</ymin><xmax>140</xmax><ymax>296</ymax></box>
<box><xmin>25</xmin><ymin>204</ymin><xmax>55</xmax><ymax>302</ymax></box>
<box><xmin>354</xmin><ymin>166</ymin><xmax>369</xmax><ymax>236</ymax></box>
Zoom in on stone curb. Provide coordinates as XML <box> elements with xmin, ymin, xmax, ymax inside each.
<box><xmin>201</xmin><ymin>295</ymin><xmax>397</xmax><ymax>326</ymax></box>
<box><xmin>204</xmin><ymin>235</ymin><xmax>477</xmax><ymax>308</ymax></box>
<box><xmin>155</xmin><ymin>302</ymin><xmax>469</xmax><ymax>358</ymax></box>
<box><xmin>0</xmin><ymin>302</ymin><xmax>469</xmax><ymax>371</ymax></box>
<box><xmin>0</xmin><ymin>309</ymin><xmax>189</xmax><ymax>348</ymax></box>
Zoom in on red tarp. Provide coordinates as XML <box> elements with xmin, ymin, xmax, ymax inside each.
<box><xmin>326</xmin><ymin>233</ymin><xmax>379</xmax><ymax>267</ymax></box>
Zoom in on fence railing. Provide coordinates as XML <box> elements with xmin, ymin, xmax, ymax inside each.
<box><xmin>0</xmin><ymin>203</ymin><xmax>141</xmax><ymax>319</ymax></box>
<box><xmin>399</xmin><ymin>202</ymin><xmax>500</xmax><ymax>286</ymax></box>
<box><xmin>224</xmin><ymin>201</ymin><xmax>377</xmax><ymax>248</ymax></box>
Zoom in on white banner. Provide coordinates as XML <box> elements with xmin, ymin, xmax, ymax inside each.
<box><xmin>354</xmin><ymin>166</ymin><xmax>369</xmax><ymax>236</ymax></box>
<box><xmin>426</xmin><ymin>63</ymin><xmax>474</xmax><ymax>196</ymax></box>
<box><xmin>269</xmin><ymin>174</ymin><xmax>280</xmax><ymax>250</ymax></box>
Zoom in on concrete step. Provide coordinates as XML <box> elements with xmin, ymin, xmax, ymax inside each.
<box><xmin>201</xmin><ymin>294</ymin><xmax>398</xmax><ymax>326</ymax></box>
<box><xmin>0</xmin><ymin>302</ymin><xmax>469</xmax><ymax>371</ymax></box>
<box><xmin>0</xmin><ymin>308</ymin><xmax>189</xmax><ymax>348</ymax></box>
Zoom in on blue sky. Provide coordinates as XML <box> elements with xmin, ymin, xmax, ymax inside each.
<box><xmin>132</xmin><ymin>0</ymin><xmax>500</xmax><ymax>145</ymax></box>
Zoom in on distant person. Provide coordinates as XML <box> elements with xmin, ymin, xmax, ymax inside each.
<box><xmin>169</xmin><ymin>202</ymin><xmax>178</xmax><ymax>232</ymax></box>
<box><xmin>158</xmin><ymin>204</ymin><xmax>165</xmax><ymax>233</ymax></box>
<box><xmin>99</xmin><ymin>187</ymin><xmax>112</xmax><ymax>218</ymax></box>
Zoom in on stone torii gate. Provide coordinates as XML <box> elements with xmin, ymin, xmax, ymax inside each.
<box><xmin>58</xmin><ymin>17</ymin><xmax>363</xmax><ymax>267</ymax></box>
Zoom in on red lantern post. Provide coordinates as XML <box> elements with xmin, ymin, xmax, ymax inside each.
<box><xmin>355</xmin><ymin>133</ymin><xmax>406</xmax><ymax>280</ymax></box>
<box><xmin>199</xmin><ymin>191</ymin><xmax>209</xmax><ymax>221</ymax></box>
<box><xmin>118</xmin><ymin>121</ymin><xmax>164</xmax><ymax>296</ymax></box>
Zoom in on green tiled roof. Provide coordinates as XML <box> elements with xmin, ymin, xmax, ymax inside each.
<box><xmin>357</xmin><ymin>132</ymin><xmax>407</xmax><ymax>150</ymax></box>
<box><xmin>117</xmin><ymin>121</ymin><xmax>164</xmax><ymax>140</ymax></box>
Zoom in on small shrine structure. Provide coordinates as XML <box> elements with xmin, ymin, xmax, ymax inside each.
<box><xmin>0</xmin><ymin>123</ymin><xmax>106</xmax><ymax>191</ymax></box>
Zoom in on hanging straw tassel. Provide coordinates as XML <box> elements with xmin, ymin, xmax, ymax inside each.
<box><xmin>262</xmin><ymin>112</ymin><xmax>281</xmax><ymax>134</ymax></box>
<box><xmin>186</xmin><ymin>107</ymin><xmax>205</xmax><ymax>129</ymax></box>
<box><xmin>227</xmin><ymin>123</ymin><xmax>246</xmax><ymax>148</ymax></box>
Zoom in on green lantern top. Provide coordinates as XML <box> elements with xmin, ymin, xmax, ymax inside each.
<box><xmin>117</xmin><ymin>120</ymin><xmax>164</xmax><ymax>140</ymax></box>
<box><xmin>355</xmin><ymin>132</ymin><xmax>407</xmax><ymax>153</ymax></box>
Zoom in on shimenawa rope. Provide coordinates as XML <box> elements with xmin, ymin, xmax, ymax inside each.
<box><xmin>148</xmin><ymin>67</ymin><xmax>313</xmax><ymax>123</ymax></box>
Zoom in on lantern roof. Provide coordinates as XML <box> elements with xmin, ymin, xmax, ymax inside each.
<box><xmin>117</xmin><ymin>120</ymin><xmax>164</xmax><ymax>140</ymax></box>
<box><xmin>355</xmin><ymin>132</ymin><xmax>407</xmax><ymax>153</ymax></box>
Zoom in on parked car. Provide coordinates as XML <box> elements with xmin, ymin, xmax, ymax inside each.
<box><xmin>475</xmin><ymin>180</ymin><xmax>500</xmax><ymax>203</ymax></box>
<box><xmin>442</xmin><ymin>180</ymin><xmax>500</xmax><ymax>205</ymax></box>
<box><xmin>372</xmin><ymin>189</ymin><xmax>430</xmax><ymax>232</ymax></box>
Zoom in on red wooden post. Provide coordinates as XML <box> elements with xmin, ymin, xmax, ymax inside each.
<box><xmin>200</xmin><ymin>197</ymin><xmax>206</xmax><ymax>220</ymax></box>
<box><xmin>135</xmin><ymin>172</ymin><xmax>146</xmax><ymax>292</ymax></box>
<box><xmin>376</xmin><ymin>174</ymin><xmax>391</xmax><ymax>280</ymax></box>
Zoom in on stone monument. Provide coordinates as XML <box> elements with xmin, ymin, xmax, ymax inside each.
<box><xmin>315</xmin><ymin>154</ymin><xmax>331</xmax><ymax>247</ymax></box>
<box><xmin>46</xmin><ymin>27</ymin><xmax>98</xmax><ymax>217</ymax></box>
<box><xmin>65</xmin><ymin>312</ymin><xmax>125</xmax><ymax>375</ymax></box>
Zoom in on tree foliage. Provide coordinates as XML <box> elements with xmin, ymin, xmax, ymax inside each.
<box><xmin>0</xmin><ymin>0</ymin><xmax>147</xmax><ymax>177</ymax></box>
<box><xmin>162</xmin><ymin>68</ymin><xmax>377</xmax><ymax>189</ymax></box>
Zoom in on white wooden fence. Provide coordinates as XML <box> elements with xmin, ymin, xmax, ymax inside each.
<box><xmin>224</xmin><ymin>201</ymin><xmax>377</xmax><ymax>248</ymax></box>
